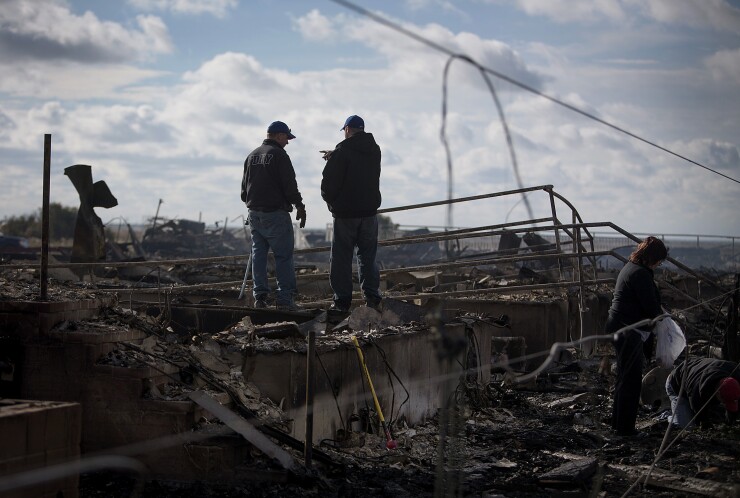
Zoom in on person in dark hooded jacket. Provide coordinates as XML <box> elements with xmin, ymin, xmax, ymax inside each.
<box><xmin>321</xmin><ymin>115</ymin><xmax>382</xmax><ymax>312</ymax></box>
<box><xmin>666</xmin><ymin>357</ymin><xmax>740</xmax><ymax>428</ymax></box>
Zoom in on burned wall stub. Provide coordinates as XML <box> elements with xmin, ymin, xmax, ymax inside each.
<box><xmin>64</xmin><ymin>165</ymin><xmax>118</xmax><ymax>272</ymax></box>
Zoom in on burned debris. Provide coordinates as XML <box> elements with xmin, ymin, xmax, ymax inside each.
<box><xmin>65</xmin><ymin>164</ymin><xmax>119</xmax><ymax>273</ymax></box>
<box><xmin>1</xmin><ymin>181</ymin><xmax>739</xmax><ymax>498</ymax></box>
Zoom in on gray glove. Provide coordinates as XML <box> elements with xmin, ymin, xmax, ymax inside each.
<box><xmin>296</xmin><ymin>205</ymin><xmax>306</xmax><ymax>228</ymax></box>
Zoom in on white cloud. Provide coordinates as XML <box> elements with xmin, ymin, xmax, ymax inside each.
<box><xmin>127</xmin><ymin>0</ymin><xmax>237</xmax><ymax>18</ymax></box>
<box><xmin>676</xmin><ymin>138</ymin><xmax>740</xmax><ymax>173</ymax></box>
<box><xmin>504</xmin><ymin>0</ymin><xmax>740</xmax><ymax>31</ymax></box>
<box><xmin>511</xmin><ymin>0</ymin><xmax>627</xmax><ymax>23</ymax></box>
<box><xmin>632</xmin><ymin>0</ymin><xmax>740</xmax><ymax>33</ymax></box>
<box><xmin>1</xmin><ymin>4</ymin><xmax>739</xmax><ymax>237</ymax></box>
<box><xmin>292</xmin><ymin>9</ymin><xmax>335</xmax><ymax>41</ymax></box>
<box><xmin>292</xmin><ymin>10</ymin><xmax>545</xmax><ymax>92</ymax></box>
<box><xmin>0</xmin><ymin>0</ymin><xmax>173</xmax><ymax>63</ymax></box>
<box><xmin>0</xmin><ymin>62</ymin><xmax>168</xmax><ymax>100</ymax></box>
<box><xmin>705</xmin><ymin>47</ymin><xmax>740</xmax><ymax>84</ymax></box>
<box><xmin>404</xmin><ymin>0</ymin><xmax>469</xmax><ymax>17</ymax></box>
<box><xmin>0</xmin><ymin>0</ymin><xmax>172</xmax><ymax>100</ymax></box>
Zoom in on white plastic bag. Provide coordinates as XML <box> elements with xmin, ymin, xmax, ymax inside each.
<box><xmin>654</xmin><ymin>317</ymin><xmax>686</xmax><ymax>368</ymax></box>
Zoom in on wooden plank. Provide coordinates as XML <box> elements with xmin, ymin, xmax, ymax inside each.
<box><xmin>188</xmin><ymin>390</ymin><xmax>298</xmax><ymax>472</ymax></box>
<box><xmin>545</xmin><ymin>451</ymin><xmax>739</xmax><ymax>498</ymax></box>
<box><xmin>610</xmin><ymin>463</ymin><xmax>739</xmax><ymax>498</ymax></box>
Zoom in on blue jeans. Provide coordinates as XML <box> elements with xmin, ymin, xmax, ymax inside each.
<box><xmin>330</xmin><ymin>216</ymin><xmax>381</xmax><ymax>308</ymax></box>
<box><xmin>665</xmin><ymin>374</ymin><xmax>695</xmax><ymax>429</ymax></box>
<box><xmin>248</xmin><ymin>209</ymin><xmax>297</xmax><ymax>306</ymax></box>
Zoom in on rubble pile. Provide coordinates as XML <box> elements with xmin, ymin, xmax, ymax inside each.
<box><xmin>2</xmin><ymin>265</ymin><xmax>739</xmax><ymax>497</ymax></box>
<box><xmin>74</xmin><ymin>305</ymin><xmax>740</xmax><ymax>497</ymax></box>
<box><xmin>0</xmin><ymin>268</ymin><xmax>102</xmax><ymax>301</ymax></box>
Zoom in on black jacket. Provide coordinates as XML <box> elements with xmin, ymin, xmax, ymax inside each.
<box><xmin>241</xmin><ymin>139</ymin><xmax>303</xmax><ymax>211</ymax></box>
<box><xmin>321</xmin><ymin>132</ymin><xmax>381</xmax><ymax>218</ymax></box>
<box><xmin>606</xmin><ymin>261</ymin><xmax>662</xmax><ymax>333</ymax></box>
<box><xmin>669</xmin><ymin>357</ymin><xmax>740</xmax><ymax>421</ymax></box>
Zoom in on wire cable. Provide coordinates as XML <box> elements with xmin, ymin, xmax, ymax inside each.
<box><xmin>328</xmin><ymin>0</ymin><xmax>740</xmax><ymax>186</ymax></box>
<box><xmin>441</xmin><ymin>55</ymin><xmax>535</xmax><ymax>227</ymax></box>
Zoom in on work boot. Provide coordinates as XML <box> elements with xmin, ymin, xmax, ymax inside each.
<box><xmin>254</xmin><ymin>299</ymin><xmax>267</xmax><ymax>309</ymax></box>
<box><xmin>329</xmin><ymin>303</ymin><xmax>350</xmax><ymax>313</ymax></box>
<box><xmin>365</xmin><ymin>298</ymin><xmax>382</xmax><ymax>312</ymax></box>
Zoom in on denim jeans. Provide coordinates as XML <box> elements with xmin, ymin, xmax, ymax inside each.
<box><xmin>665</xmin><ymin>374</ymin><xmax>695</xmax><ymax>429</ymax></box>
<box><xmin>248</xmin><ymin>209</ymin><xmax>296</xmax><ymax>306</ymax></box>
<box><xmin>330</xmin><ymin>216</ymin><xmax>381</xmax><ymax>308</ymax></box>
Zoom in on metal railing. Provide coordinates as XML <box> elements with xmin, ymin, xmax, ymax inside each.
<box><xmin>2</xmin><ymin>185</ymin><xmax>731</xmax><ymax>318</ymax></box>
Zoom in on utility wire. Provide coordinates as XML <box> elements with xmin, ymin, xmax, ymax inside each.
<box><xmin>329</xmin><ymin>0</ymin><xmax>740</xmax><ymax>186</ymax></box>
<box><xmin>441</xmin><ymin>55</ymin><xmax>535</xmax><ymax>226</ymax></box>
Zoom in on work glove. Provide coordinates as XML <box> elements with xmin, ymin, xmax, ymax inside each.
<box><xmin>296</xmin><ymin>205</ymin><xmax>306</xmax><ymax>228</ymax></box>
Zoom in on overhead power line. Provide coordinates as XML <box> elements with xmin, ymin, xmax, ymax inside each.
<box><xmin>329</xmin><ymin>0</ymin><xmax>740</xmax><ymax>186</ymax></box>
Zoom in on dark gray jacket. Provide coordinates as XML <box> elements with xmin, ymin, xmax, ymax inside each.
<box><xmin>321</xmin><ymin>132</ymin><xmax>381</xmax><ymax>218</ymax></box>
<box><xmin>606</xmin><ymin>261</ymin><xmax>662</xmax><ymax>333</ymax></box>
<box><xmin>669</xmin><ymin>357</ymin><xmax>740</xmax><ymax>421</ymax></box>
<box><xmin>242</xmin><ymin>139</ymin><xmax>303</xmax><ymax>211</ymax></box>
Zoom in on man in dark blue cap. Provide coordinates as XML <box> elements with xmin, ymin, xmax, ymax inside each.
<box><xmin>241</xmin><ymin>120</ymin><xmax>306</xmax><ymax>310</ymax></box>
<box><xmin>321</xmin><ymin>115</ymin><xmax>382</xmax><ymax>312</ymax></box>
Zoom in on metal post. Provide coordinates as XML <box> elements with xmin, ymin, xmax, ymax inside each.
<box><xmin>545</xmin><ymin>186</ymin><xmax>564</xmax><ymax>280</ymax></box>
<box><xmin>304</xmin><ymin>330</ymin><xmax>315</xmax><ymax>468</ymax></box>
<box><xmin>40</xmin><ymin>134</ymin><xmax>51</xmax><ymax>301</ymax></box>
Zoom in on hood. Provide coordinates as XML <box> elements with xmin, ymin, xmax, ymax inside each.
<box><xmin>342</xmin><ymin>132</ymin><xmax>379</xmax><ymax>154</ymax></box>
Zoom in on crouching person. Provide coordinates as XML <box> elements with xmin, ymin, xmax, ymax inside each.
<box><xmin>665</xmin><ymin>357</ymin><xmax>740</xmax><ymax>429</ymax></box>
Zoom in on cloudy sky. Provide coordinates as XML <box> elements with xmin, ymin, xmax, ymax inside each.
<box><xmin>2</xmin><ymin>0</ymin><xmax>739</xmax><ymax>238</ymax></box>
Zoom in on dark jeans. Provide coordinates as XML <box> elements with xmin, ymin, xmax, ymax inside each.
<box><xmin>329</xmin><ymin>216</ymin><xmax>381</xmax><ymax>308</ymax></box>
<box><xmin>612</xmin><ymin>330</ymin><xmax>645</xmax><ymax>434</ymax></box>
<box><xmin>247</xmin><ymin>209</ymin><xmax>297</xmax><ymax>306</ymax></box>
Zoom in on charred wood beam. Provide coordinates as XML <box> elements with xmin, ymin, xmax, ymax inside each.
<box><xmin>188</xmin><ymin>390</ymin><xmax>298</xmax><ymax>472</ymax></box>
<box><xmin>546</xmin><ymin>451</ymin><xmax>740</xmax><ymax>498</ymax></box>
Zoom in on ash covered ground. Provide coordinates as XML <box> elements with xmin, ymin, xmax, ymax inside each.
<box><xmin>2</xmin><ymin>267</ymin><xmax>739</xmax><ymax>498</ymax></box>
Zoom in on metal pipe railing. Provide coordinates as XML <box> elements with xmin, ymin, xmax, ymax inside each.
<box><xmin>2</xmin><ymin>185</ymin><xmax>728</xmax><ymax>300</ymax></box>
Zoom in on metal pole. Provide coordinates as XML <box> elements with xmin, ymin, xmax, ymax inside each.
<box><xmin>378</xmin><ymin>184</ymin><xmax>552</xmax><ymax>214</ymax></box>
<box><xmin>304</xmin><ymin>330</ymin><xmax>315</xmax><ymax>468</ymax></box>
<box><xmin>40</xmin><ymin>134</ymin><xmax>51</xmax><ymax>301</ymax></box>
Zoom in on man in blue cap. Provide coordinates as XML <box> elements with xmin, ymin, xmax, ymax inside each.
<box><xmin>321</xmin><ymin>115</ymin><xmax>382</xmax><ymax>312</ymax></box>
<box><xmin>241</xmin><ymin>120</ymin><xmax>306</xmax><ymax>310</ymax></box>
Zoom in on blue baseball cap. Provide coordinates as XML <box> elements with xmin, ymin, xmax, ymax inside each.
<box><xmin>267</xmin><ymin>121</ymin><xmax>296</xmax><ymax>139</ymax></box>
<box><xmin>341</xmin><ymin>115</ymin><xmax>364</xmax><ymax>130</ymax></box>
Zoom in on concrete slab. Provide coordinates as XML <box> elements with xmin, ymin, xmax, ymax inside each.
<box><xmin>242</xmin><ymin>319</ymin><xmax>495</xmax><ymax>442</ymax></box>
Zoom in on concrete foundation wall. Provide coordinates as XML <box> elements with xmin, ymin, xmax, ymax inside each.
<box><xmin>445</xmin><ymin>299</ymin><xmax>567</xmax><ymax>360</ymax></box>
<box><xmin>444</xmin><ymin>292</ymin><xmax>611</xmax><ymax>363</ymax></box>
<box><xmin>242</xmin><ymin>322</ymin><xmax>493</xmax><ymax>442</ymax></box>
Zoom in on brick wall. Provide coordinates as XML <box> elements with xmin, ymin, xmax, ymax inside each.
<box><xmin>0</xmin><ymin>399</ymin><xmax>81</xmax><ymax>498</ymax></box>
